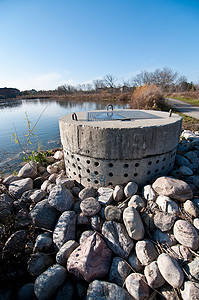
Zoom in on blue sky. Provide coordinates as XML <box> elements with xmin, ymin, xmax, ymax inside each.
<box><xmin>0</xmin><ymin>0</ymin><xmax>199</xmax><ymax>90</ymax></box>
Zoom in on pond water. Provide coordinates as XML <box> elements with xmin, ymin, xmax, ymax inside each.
<box><xmin>0</xmin><ymin>98</ymin><xmax>129</xmax><ymax>172</ymax></box>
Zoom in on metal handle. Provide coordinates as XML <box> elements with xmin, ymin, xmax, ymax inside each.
<box><xmin>107</xmin><ymin>104</ymin><xmax>113</xmax><ymax>117</ymax></box>
<box><xmin>72</xmin><ymin>113</ymin><xmax>78</xmax><ymax>121</ymax></box>
<box><xmin>169</xmin><ymin>109</ymin><xmax>172</xmax><ymax>117</ymax></box>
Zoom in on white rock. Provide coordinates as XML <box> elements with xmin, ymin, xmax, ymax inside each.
<box><xmin>144</xmin><ymin>261</ymin><xmax>165</xmax><ymax>288</ymax></box>
<box><xmin>156</xmin><ymin>195</ymin><xmax>179</xmax><ymax>214</ymax></box>
<box><xmin>125</xmin><ymin>273</ymin><xmax>150</xmax><ymax>300</ymax></box>
<box><xmin>181</xmin><ymin>281</ymin><xmax>199</xmax><ymax>300</ymax></box>
<box><xmin>184</xmin><ymin>200</ymin><xmax>199</xmax><ymax>218</ymax></box>
<box><xmin>123</xmin><ymin>207</ymin><xmax>145</xmax><ymax>240</ymax></box>
<box><xmin>128</xmin><ymin>195</ymin><xmax>145</xmax><ymax>211</ymax></box>
<box><xmin>124</xmin><ymin>182</ymin><xmax>138</xmax><ymax>198</ymax></box>
<box><xmin>113</xmin><ymin>185</ymin><xmax>124</xmax><ymax>202</ymax></box>
<box><xmin>135</xmin><ymin>239</ymin><xmax>158</xmax><ymax>266</ymax></box>
<box><xmin>47</xmin><ymin>165</ymin><xmax>59</xmax><ymax>174</ymax></box>
<box><xmin>54</xmin><ymin>150</ymin><xmax>64</xmax><ymax>160</ymax></box>
<box><xmin>193</xmin><ymin>218</ymin><xmax>199</xmax><ymax>230</ymax></box>
<box><xmin>142</xmin><ymin>185</ymin><xmax>156</xmax><ymax>201</ymax></box>
<box><xmin>173</xmin><ymin>220</ymin><xmax>199</xmax><ymax>250</ymax></box>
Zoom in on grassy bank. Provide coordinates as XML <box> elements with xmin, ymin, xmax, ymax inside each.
<box><xmin>169</xmin><ymin>96</ymin><xmax>199</xmax><ymax>106</ymax></box>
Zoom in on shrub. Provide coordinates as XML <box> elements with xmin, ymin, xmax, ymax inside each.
<box><xmin>130</xmin><ymin>84</ymin><xmax>164</xmax><ymax>109</ymax></box>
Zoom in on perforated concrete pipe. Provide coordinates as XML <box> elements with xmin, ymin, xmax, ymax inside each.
<box><xmin>59</xmin><ymin>109</ymin><xmax>182</xmax><ymax>187</ymax></box>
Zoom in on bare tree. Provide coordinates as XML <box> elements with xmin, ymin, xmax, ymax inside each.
<box><xmin>56</xmin><ymin>84</ymin><xmax>76</xmax><ymax>95</ymax></box>
<box><xmin>103</xmin><ymin>74</ymin><xmax>117</xmax><ymax>88</ymax></box>
<box><xmin>93</xmin><ymin>79</ymin><xmax>106</xmax><ymax>90</ymax></box>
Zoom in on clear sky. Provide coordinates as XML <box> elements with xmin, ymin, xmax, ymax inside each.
<box><xmin>0</xmin><ymin>0</ymin><xmax>199</xmax><ymax>91</ymax></box>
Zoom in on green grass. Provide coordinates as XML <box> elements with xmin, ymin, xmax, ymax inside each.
<box><xmin>170</xmin><ymin>96</ymin><xmax>199</xmax><ymax>106</ymax></box>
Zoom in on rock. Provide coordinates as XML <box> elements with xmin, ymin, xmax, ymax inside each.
<box><xmin>30</xmin><ymin>189</ymin><xmax>46</xmax><ymax>203</ymax></box>
<box><xmin>71</xmin><ymin>186</ymin><xmax>80</xmax><ymax>197</ymax></box>
<box><xmin>142</xmin><ymin>184</ymin><xmax>156</xmax><ymax>201</ymax></box>
<box><xmin>18</xmin><ymin>161</ymin><xmax>37</xmax><ymax>179</ymax></box>
<box><xmin>34</xmin><ymin>264</ymin><xmax>67</xmax><ymax>300</ymax></box>
<box><xmin>38</xmin><ymin>166</ymin><xmax>47</xmax><ymax>175</ymax></box>
<box><xmin>90</xmin><ymin>215</ymin><xmax>101</xmax><ymax>231</ymax></box>
<box><xmin>9</xmin><ymin>178</ymin><xmax>33</xmax><ymax>199</ymax></box>
<box><xmin>80</xmin><ymin>197</ymin><xmax>101</xmax><ymax>216</ymax></box>
<box><xmin>15</xmin><ymin>208</ymin><xmax>31</xmax><ymax>227</ymax></box>
<box><xmin>78</xmin><ymin>187</ymin><xmax>97</xmax><ymax>201</ymax></box>
<box><xmin>181</xmin><ymin>281</ymin><xmax>199</xmax><ymax>300</ymax></box>
<box><xmin>48</xmin><ymin>173</ymin><xmax>58</xmax><ymax>183</ymax></box>
<box><xmin>157</xmin><ymin>253</ymin><xmax>184</xmax><ymax>288</ymax></box>
<box><xmin>0</xmin><ymin>209</ymin><xmax>11</xmax><ymax>222</ymax></box>
<box><xmin>159</xmin><ymin>284</ymin><xmax>181</xmax><ymax>299</ymax></box>
<box><xmin>135</xmin><ymin>239</ymin><xmax>158</xmax><ymax>266</ymax></box>
<box><xmin>2</xmin><ymin>174</ymin><xmax>21</xmax><ymax>185</ymax></box>
<box><xmin>0</xmin><ymin>193</ymin><xmax>14</xmax><ymax>210</ymax></box>
<box><xmin>128</xmin><ymin>195</ymin><xmax>145</xmax><ymax>211</ymax></box>
<box><xmin>125</xmin><ymin>273</ymin><xmax>150</xmax><ymax>300</ymax></box>
<box><xmin>184</xmin><ymin>151</ymin><xmax>198</xmax><ymax>162</ymax></box>
<box><xmin>48</xmin><ymin>185</ymin><xmax>74</xmax><ymax>212</ymax></box>
<box><xmin>170</xmin><ymin>244</ymin><xmax>192</xmax><ymax>263</ymax></box>
<box><xmin>47</xmin><ymin>183</ymin><xmax>56</xmax><ymax>193</ymax></box>
<box><xmin>2</xmin><ymin>230</ymin><xmax>27</xmax><ymax>256</ymax></box>
<box><xmin>123</xmin><ymin>206</ymin><xmax>145</xmax><ymax>240</ymax></box>
<box><xmin>77</xmin><ymin>213</ymin><xmax>90</xmax><ymax>226</ymax></box>
<box><xmin>179</xmin><ymin>166</ymin><xmax>193</xmax><ymax>176</ymax></box>
<box><xmin>154</xmin><ymin>211</ymin><xmax>176</xmax><ymax>232</ymax></box>
<box><xmin>54</xmin><ymin>280</ymin><xmax>74</xmax><ymax>300</ymax></box>
<box><xmin>75</xmin><ymin>282</ymin><xmax>88</xmax><ymax>299</ymax></box>
<box><xmin>184</xmin><ymin>200</ymin><xmax>199</xmax><ymax>217</ymax></box>
<box><xmin>79</xmin><ymin>230</ymin><xmax>94</xmax><ymax>244</ymax></box>
<box><xmin>109</xmin><ymin>257</ymin><xmax>131</xmax><ymax>287</ymax></box>
<box><xmin>21</xmin><ymin>189</ymin><xmax>37</xmax><ymax>203</ymax></box>
<box><xmin>53</xmin><ymin>211</ymin><xmax>76</xmax><ymax>251</ymax></box>
<box><xmin>156</xmin><ymin>195</ymin><xmax>179</xmax><ymax>214</ymax></box>
<box><xmin>33</xmin><ymin>233</ymin><xmax>53</xmax><ymax>253</ymax></box>
<box><xmin>175</xmin><ymin>154</ymin><xmax>193</xmax><ymax>169</ymax></box>
<box><xmin>173</xmin><ymin>220</ymin><xmax>199</xmax><ymax>250</ymax></box>
<box><xmin>67</xmin><ymin>232</ymin><xmax>112</xmax><ymax>282</ymax></box>
<box><xmin>56</xmin><ymin>240</ymin><xmax>79</xmax><ymax>266</ymax></box>
<box><xmin>127</xmin><ymin>252</ymin><xmax>143</xmax><ymax>272</ymax></box>
<box><xmin>29</xmin><ymin>199</ymin><xmax>59</xmax><ymax>230</ymax></box>
<box><xmin>104</xmin><ymin>205</ymin><xmax>122</xmax><ymax>221</ymax></box>
<box><xmin>153</xmin><ymin>229</ymin><xmax>177</xmax><ymax>246</ymax></box>
<box><xmin>142</xmin><ymin>212</ymin><xmax>155</xmax><ymax>231</ymax></box>
<box><xmin>144</xmin><ymin>261</ymin><xmax>165</xmax><ymax>288</ymax></box>
<box><xmin>27</xmin><ymin>252</ymin><xmax>54</xmax><ymax>276</ymax></box>
<box><xmin>124</xmin><ymin>181</ymin><xmax>138</xmax><ymax>198</ymax></box>
<box><xmin>54</xmin><ymin>150</ymin><xmax>64</xmax><ymax>160</ymax></box>
<box><xmin>152</xmin><ymin>176</ymin><xmax>193</xmax><ymax>202</ymax></box>
<box><xmin>102</xmin><ymin>221</ymin><xmax>134</xmax><ymax>259</ymax></box>
<box><xmin>41</xmin><ymin>180</ymin><xmax>51</xmax><ymax>192</ymax></box>
<box><xmin>17</xmin><ymin>283</ymin><xmax>35</xmax><ymax>300</ymax></box>
<box><xmin>113</xmin><ymin>185</ymin><xmax>124</xmax><ymax>202</ymax></box>
<box><xmin>97</xmin><ymin>187</ymin><xmax>113</xmax><ymax>205</ymax></box>
<box><xmin>56</xmin><ymin>177</ymin><xmax>74</xmax><ymax>189</ymax></box>
<box><xmin>47</xmin><ymin>164</ymin><xmax>59</xmax><ymax>174</ymax></box>
<box><xmin>184</xmin><ymin>257</ymin><xmax>199</xmax><ymax>281</ymax></box>
<box><xmin>34</xmin><ymin>176</ymin><xmax>46</xmax><ymax>189</ymax></box>
<box><xmin>181</xmin><ymin>130</ymin><xmax>197</xmax><ymax>140</ymax></box>
<box><xmin>194</xmin><ymin>218</ymin><xmax>199</xmax><ymax>230</ymax></box>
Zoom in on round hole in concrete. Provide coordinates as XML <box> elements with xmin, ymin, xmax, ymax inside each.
<box><xmin>124</xmin><ymin>173</ymin><xmax>128</xmax><ymax>177</ymax></box>
<box><xmin>79</xmin><ymin>174</ymin><xmax>81</xmax><ymax>178</ymax></box>
<box><xmin>109</xmin><ymin>182</ymin><xmax>113</xmax><ymax>186</ymax></box>
<box><xmin>72</xmin><ymin>163</ymin><xmax>76</xmax><ymax>168</ymax></box>
<box><xmin>94</xmin><ymin>180</ymin><xmax>99</xmax><ymax>184</ymax></box>
<box><xmin>68</xmin><ymin>160</ymin><xmax>70</xmax><ymax>164</ymax></box>
<box><xmin>68</xmin><ymin>168</ymin><xmax>71</xmax><ymax>171</ymax></box>
<box><xmin>77</xmin><ymin>157</ymin><xmax>80</xmax><ymax>161</ymax></box>
<box><xmin>67</xmin><ymin>152</ymin><xmax>69</xmax><ymax>155</ymax></box>
<box><xmin>148</xmin><ymin>161</ymin><xmax>152</xmax><ymax>165</ymax></box>
<box><xmin>135</xmin><ymin>163</ymin><xmax>139</xmax><ymax>167</ymax></box>
<box><xmin>146</xmin><ymin>180</ymin><xmax>150</xmax><ymax>184</ymax></box>
<box><xmin>156</xmin><ymin>160</ymin><xmax>159</xmax><ymax>164</ymax></box>
<box><xmin>87</xmin><ymin>178</ymin><xmax>90</xmax><ymax>182</ymax></box>
<box><xmin>71</xmin><ymin>154</ymin><xmax>74</xmax><ymax>159</ymax></box>
<box><xmin>87</xmin><ymin>169</ymin><xmax>90</xmax><ymax>173</ymax></box>
<box><xmin>155</xmin><ymin>169</ymin><xmax>159</xmax><ymax>173</ymax></box>
<box><xmin>169</xmin><ymin>163</ymin><xmax>172</xmax><ymax>167</ymax></box>
<box><xmin>78</xmin><ymin>166</ymin><xmax>81</xmax><ymax>170</ymax></box>
<box><xmin>123</xmin><ymin>164</ymin><xmax>129</xmax><ymax>168</ymax></box>
<box><xmin>94</xmin><ymin>171</ymin><xmax>98</xmax><ymax>175</ymax></box>
<box><xmin>134</xmin><ymin>173</ymin><xmax>138</xmax><ymax>177</ymax></box>
<box><xmin>162</xmin><ymin>166</ymin><xmax>165</xmax><ymax>170</ymax></box>
<box><xmin>109</xmin><ymin>172</ymin><xmax>113</xmax><ymax>177</ymax></box>
<box><xmin>86</xmin><ymin>150</ymin><xmax>90</xmax><ymax>154</ymax></box>
<box><xmin>163</xmin><ymin>157</ymin><xmax>166</xmax><ymax>161</ymax></box>
<box><xmin>73</xmin><ymin>172</ymin><xmax>76</xmax><ymax>175</ymax></box>
<box><xmin>147</xmin><ymin>171</ymin><xmax>151</xmax><ymax>175</ymax></box>
<box><xmin>86</xmin><ymin>160</ymin><xmax>90</xmax><ymax>164</ymax></box>
<box><xmin>108</xmin><ymin>163</ymin><xmax>113</xmax><ymax>167</ymax></box>
<box><xmin>94</xmin><ymin>162</ymin><xmax>99</xmax><ymax>167</ymax></box>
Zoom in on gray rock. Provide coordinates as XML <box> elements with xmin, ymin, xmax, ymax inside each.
<box><xmin>0</xmin><ymin>193</ymin><xmax>14</xmax><ymax>210</ymax></box>
<box><xmin>21</xmin><ymin>189</ymin><xmax>38</xmax><ymax>203</ymax></box>
<box><xmin>179</xmin><ymin>166</ymin><xmax>193</xmax><ymax>176</ymax></box>
<box><xmin>18</xmin><ymin>161</ymin><xmax>37</xmax><ymax>179</ymax></box>
<box><xmin>15</xmin><ymin>208</ymin><xmax>31</xmax><ymax>227</ymax></box>
<box><xmin>184</xmin><ymin>257</ymin><xmax>199</xmax><ymax>281</ymax></box>
<box><xmin>41</xmin><ymin>180</ymin><xmax>51</xmax><ymax>192</ymax></box>
<box><xmin>123</xmin><ymin>206</ymin><xmax>145</xmax><ymax>240</ymax></box>
<box><xmin>184</xmin><ymin>151</ymin><xmax>198</xmax><ymax>162</ymax></box>
<box><xmin>128</xmin><ymin>195</ymin><xmax>145</xmax><ymax>211</ymax></box>
<box><xmin>170</xmin><ymin>244</ymin><xmax>192</xmax><ymax>263</ymax></box>
<box><xmin>78</xmin><ymin>187</ymin><xmax>96</xmax><ymax>201</ymax></box>
<box><xmin>141</xmin><ymin>212</ymin><xmax>155</xmax><ymax>231</ymax></box>
<box><xmin>79</xmin><ymin>230</ymin><xmax>94</xmax><ymax>244</ymax></box>
<box><xmin>2</xmin><ymin>174</ymin><xmax>21</xmax><ymax>185</ymax></box>
<box><xmin>30</xmin><ymin>189</ymin><xmax>46</xmax><ymax>203</ymax></box>
<box><xmin>156</xmin><ymin>195</ymin><xmax>179</xmax><ymax>214</ymax></box>
<box><xmin>159</xmin><ymin>284</ymin><xmax>181</xmax><ymax>300</ymax></box>
<box><xmin>47</xmin><ymin>164</ymin><xmax>59</xmax><ymax>174</ymax></box>
<box><xmin>154</xmin><ymin>211</ymin><xmax>176</xmax><ymax>232</ymax></box>
<box><xmin>153</xmin><ymin>229</ymin><xmax>177</xmax><ymax>246</ymax></box>
<box><xmin>54</xmin><ymin>150</ymin><xmax>64</xmax><ymax>160</ymax></box>
<box><xmin>144</xmin><ymin>261</ymin><xmax>165</xmax><ymax>288</ymax></box>
<box><xmin>194</xmin><ymin>218</ymin><xmax>199</xmax><ymax>230</ymax></box>
<box><xmin>127</xmin><ymin>252</ymin><xmax>143</xmax><ymax>272</ymax></box>
<box><xmin>3</xmin><ymin>230</ymin><xmax>27</xmax><ymax>255</ymax></box>
<box><xmin>97</xmin><ymin>187</ymin><xmax>113</xmax><ymax>205</ymax></box>
<box><xmin>175</xmin><ymin>154</ymin><xmax>193</xmax><ymax>169</ymax></box>
<box><xmin>53</xmin><ymin>211</ymin><xmax>76</xmax><ymax>251</ymax></box>
<box><xmin>157</xmin><ymin>253</ymin><xmax>184</xmax><ymax>288</ymax></box>
<box><xmin>152</xmin><ymin>176</ymin><xmax>193</xmax><ymax>202</ymax></box>
<box><xmin>102</xmin><ymin>221</ymin><xmax>134</xmax><ymax>259</ymax></box>
<box><xmin>17</xmin><ymin>283</ymin><xmax>35</xmax><ymax>300</ymax></box>
<box><xmin>124</xmin><ymin>181</ymin><xmax>138</xmax><ymax>198</ymax></box>
<box><xmin>77</xmin><ymin>213</ymin><xmax>90</xmax><ymax>226</ymax></box>
<box><xmin>29</xmin><ymin>199</ymin><xmax>59</xmax><ymax>230</ymax></box>
<box><xmin>0</xmin><ymin>209</ymin><xmax>11</xmax><ymax>222</ymax></box>
<box><xmin>125</xmin><ymin>273</ymin><xmax>150</xmax><ymax>300</ymax></box>
<box><xmin>181</xmin><ymin>281</ymin><xmax>199</xmax><ymax>300</ymax></box>
<box><xmin>173</xmin><ymin>220</ymin><xmax>199</xmax><ymax>250</ymax></box>
<box><xmin>71</xmin><ymin>186</ymin><xmax>81</xmax><ymax>197</ymax></box>
<box><xmin>54</xmin><ymin>281</ymin><xmax>74</xmax><ymax>300</ymax></box>
<box><xmin>56</xmin><ymin>240</ymin><xmax>79</xmax><ymax>266</ymax></box>
<box><xmin>27</xmin><ymin>252</ymin><xmax>54</xmax><ymax>276</ymax></box>
<box><xmin>34</xmin><ymin>264</ymin><xmax>67</xmax><ymax>300</ymax></box>
<box><xmin>104</xmin><ymin>205</ymin><xmax>122</xmax><ymax>221</ymax></box>
<box><xmin>9</xmin><ymin>178</ymin><xmax>33</xmax><ymax>199</ymax></box>
<box><xmin>48</xmin><ymin>185</ymin><xmax>74</xmax><ymax>212</ymax></box>
<box><xmin>55</xmin><ymin>176</ymin><xmax>74</xmax><ymax>189</ymax></box>
<box><xmin>33</xmin><ymin>233</ymin><xmax>53</xmax><ymax>253</ymax></box>
<box><xmin>80</xmin><ymin>197</ymin><xmax>101</xmax><ymax>216</ymax></box>
<box><xmin>113</xmin><ymin>185</ymin><xmax>124</xmax><ymax>202</ymax></box>
<box><xmin>109</xmin><ymin>256</ymin><xmax>131</xmax><ymax>287</ymax></box>
<box><xmin>135</xmin><ymin>239</ymin><xmax>158</xmax><ymax>266</ymax></box>
<box><xmin>48</xmin><ymin>173</ymin><xmax>58</xmax><ymax>183</ymax></box>
<box><xmin>90</xmin><ymin>215</ymin><xmax>101</xmax><ymax>231</ymax></box>
<box><xmin>142</xmin><ymin>184</ymin><xmax>156</xmax><ymax>201</ymax></box>
<box><xmin>87</xmin><ymin>280</ymin><xmax>132</xmax><ymax>300</ymax></box>
<box><xmin>184</xmin><ymin>200</ymin><xmax>199</xmax><ymax>217</ymax></box>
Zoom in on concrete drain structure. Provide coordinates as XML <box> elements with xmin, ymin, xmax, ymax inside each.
<box><xmin>59</xmin><ymin>108</ymin><xmax>182</xmax><ymax>187</ymax></box>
